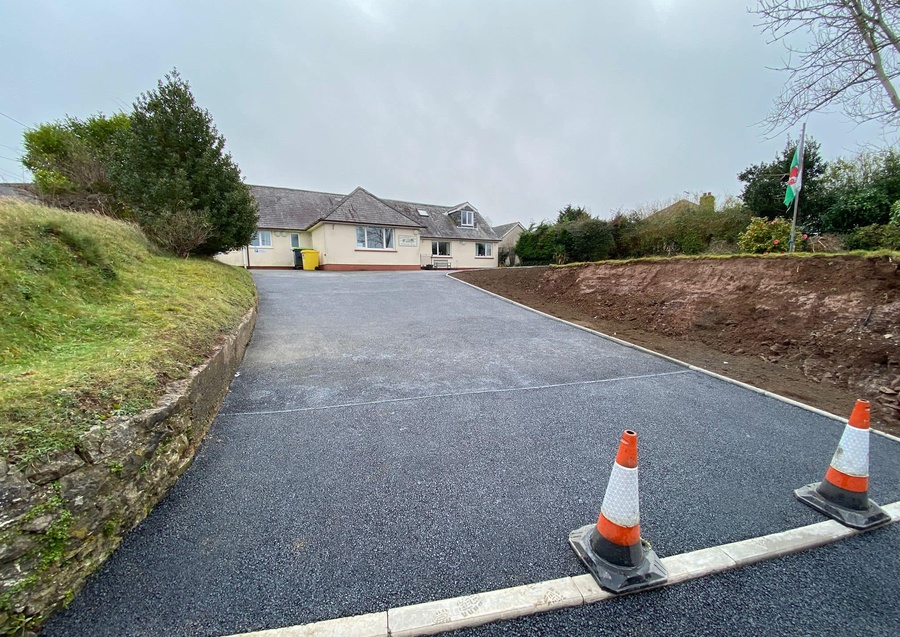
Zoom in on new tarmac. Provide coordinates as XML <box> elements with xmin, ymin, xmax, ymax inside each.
<box><xmin>41</xmin><ymin>271</ymin><xmax>900</xmax><ymax>637</ymax></box>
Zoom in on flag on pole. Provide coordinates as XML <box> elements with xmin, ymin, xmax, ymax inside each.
<box><xmin>784</xmin><ymin>143</ymin><xmax>803</xmax><ymax>207</ymax></box>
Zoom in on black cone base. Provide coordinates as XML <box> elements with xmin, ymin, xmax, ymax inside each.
<box><xmin>794</xmin><ymin>483</ymin><xmax>891</xmax><ymax>530</ymax></box>
<box><xmin>568</xmin><ymin>524</ymin><xmax>667</xmax><ymax>594</ymax></box>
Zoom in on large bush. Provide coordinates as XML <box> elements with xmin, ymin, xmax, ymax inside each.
<box><xmin>515</xmin><ymin>222</ymin><xmax>557</xmax><ymax>265</ymax></box>
<box><xmin>22</xmin><ymin>114</ymin><xmax>130</xmax><ymax>216</ymax></box>
<box><xmin>607</xmin><ymin>200</ymin><xmax>750</xmax><ymax>258</ymax></box>
<box><xmin>112</xmin><ymin>70</ymin><xmax>258</xmax><ymax>257</ymax></box>
<box><xmin>554</xmin><ymin>218</ymin><xmax>615</xmax><ymax>263</ymax></box>
<box><xmin>738</xmin><ymin>216</ymin><xmax>806</xmax><ymax>253</ymax></box>
<box><xmin>842</xmin><ymin>224</ymin><xmax>900</xmax><ymax>251</ymax></box>
<box><xmin>515</xmin><ymin>218</ymin><xmax>615</xmax><ymax>265</ymax></box>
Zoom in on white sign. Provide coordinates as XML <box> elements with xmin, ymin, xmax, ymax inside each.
<box><xmin>398</xmin><ymin>235</ymin><xmax>418</xmax><ymax>247</ymax></box>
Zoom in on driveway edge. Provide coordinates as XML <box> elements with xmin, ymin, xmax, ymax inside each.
<box><xmin>224</xmin><ymin>501</ymin><xmax>900</xmax><ymax>637</ymax></box>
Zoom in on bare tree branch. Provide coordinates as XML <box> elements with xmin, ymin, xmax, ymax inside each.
<box><xmin>752</xmin><ymin>0</ymin><xmax>900</xmax><ymax>135</ymax></box>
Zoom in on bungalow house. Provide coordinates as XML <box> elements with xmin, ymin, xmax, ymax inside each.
<box><xmin>216</xmin><ymin>185</ymin><xmax>500</xmax><ymax>270</ymax></box>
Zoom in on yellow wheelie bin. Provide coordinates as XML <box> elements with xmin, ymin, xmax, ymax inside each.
<box><xmin>301</xmin><ymin>249</ymin><xmax>319</xmax><ymax>270</ymax></box>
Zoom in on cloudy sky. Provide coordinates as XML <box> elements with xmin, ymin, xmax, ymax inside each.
<box><xmin>0</xmin><ymin>1</ymin><xmax>892</xmax><ymax>226</ymax></box>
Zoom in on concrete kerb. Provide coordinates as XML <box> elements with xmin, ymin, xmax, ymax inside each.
<box><xmin>446</xmin><ymin>273</ymin><xmax>900</xmax><ymax>444</ymax></box>
<box><xmin>225</xmin><ymin>502</ymin><xmax>900</xmax><ymax>637</ymax></box>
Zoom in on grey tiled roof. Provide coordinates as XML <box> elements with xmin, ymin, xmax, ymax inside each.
<box><xmin>383</xmin><ymin>199</ymin><xmax>499</xmax><ymax>241</ymax></box>
<box><xmin>322</xmin><ymin>187</ymin><xmax>423</xmax><ymax>228</ymax></box>
<box><xmin>250</xmin><ymin>185</ymin><xmax>344</xmax><ymax>230</ymax></box>
<box><xmin>249</xmin><ymin>184</ymin><xmax>499</xmax><ymax>241</ymax></box>
<box><xmin>492</xmin><ymin>222</ymin><xmax>523</xmax><ymax>239</ymax></box>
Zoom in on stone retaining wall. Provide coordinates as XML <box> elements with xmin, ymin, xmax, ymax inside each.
<box><xmin>0</xmin><ymin>304</ymin><xmax>257</xmax><ymax>634</ymax></box>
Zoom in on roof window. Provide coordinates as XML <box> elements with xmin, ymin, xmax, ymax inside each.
<box><xmin>417</xmin><ymin>209</ymin><xmax>429</xmax><ymax>217</ymax></box>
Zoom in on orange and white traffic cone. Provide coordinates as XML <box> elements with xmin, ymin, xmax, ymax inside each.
<box><xmin>794</xmin><ymin>400</ymin><xmax>890</xmax><ymax>530</ymax></box>
<box><xmin>569</xmin><ymin>430</ymin><xmax>667</xmax><ymax>594</ymax></box>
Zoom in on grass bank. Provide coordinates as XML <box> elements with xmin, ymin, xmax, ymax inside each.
<box><xmin>0</xmin><ymin>199</ymin><xmax>256</xmax><ymax>464</ymax></box>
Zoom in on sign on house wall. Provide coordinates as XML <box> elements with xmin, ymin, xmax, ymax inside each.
<box><xmin>398</xmin><ymin>235</ymin><xmax>418</xmax><ymax>247</ymax></box>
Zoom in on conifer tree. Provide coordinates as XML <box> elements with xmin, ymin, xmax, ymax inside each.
<box><xmin>113</xmin><ymin>69</ymin><xmax>257</xmax><ymax>256</ymax></box>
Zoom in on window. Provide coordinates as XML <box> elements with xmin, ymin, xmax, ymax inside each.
<box><xmin>431</xmin><ymin>241</ymin><xmax>451</xmax><ymax>256</ymax></box>
<box><xmin>460</xmin><ymin>210</ymin><xmax>474</xmax><ymax>227</ymax></box>
<box><xmin>475</xmin><ymin>242</ymin><xmax>493</xmax><ymax>257</ymax></box>
<box><xmin>290</xmin><ymin>233</ymin><xmax>300</xmax><ymax>249</ymax></box>
<box><xmin>356</xmin><ymin>226</ymin><xmax>395</xmax><ymax>249</ymax></box>
<box><xmin>249</xmin><ymin>230</ymin><xmax>272</xmax><ymax>247</ymax></box>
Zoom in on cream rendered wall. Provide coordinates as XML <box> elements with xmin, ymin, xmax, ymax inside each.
<box><xmin>420</xmin><ymin>238</ymin><xmax>499</xmax><ymax>269</ymax></box>
<box><xmin>311</xmin><ymin>223</ymin><xmax>421</xmax><ymax>267</ymax></box>
<box><xmin>497</xmin><ymin>225</ymin><xmax>523</xmax><ymax>266</ymax></box>
<box><xmin>215</xmin><ymin>249</ymin><xmax>246</xmax><ymax>267</ymax></box>
<box><xmin>498</xmin><ymin>226</ymin><xmax>523</xmax><ymax>250</ymax></box>
<box><xmin>214</xmin><ymin>229</ymin><xmax>312</xmax><ymax>268</ymax></box>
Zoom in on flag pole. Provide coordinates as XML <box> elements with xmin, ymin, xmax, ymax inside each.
<box><xmin>789</xmin><ymin>122</ymin><xmax>806</xmax><ymax>253</ymax></box>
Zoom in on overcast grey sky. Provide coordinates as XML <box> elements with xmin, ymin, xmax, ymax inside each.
<box><xmin>0</xmin><ymin>1</ymin><xmax>892</xmax><ymax>226</ymax></box>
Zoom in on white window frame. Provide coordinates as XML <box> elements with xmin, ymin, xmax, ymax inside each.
<box><xmin>460</xmin><ymin>210</ymin><xmax>474</xmax><ymax>227</ymax></box>
<box><xmin>290</xmin><ymin>233</ymin><xmax>301</xmax><ymax>249</ymax></box>
<box><xmin>475</xmin><ymin>242</ymin><xmax>493</xmax><ymax>258</ymax></box>
<box><xmin>249</xmin><ymin>230</ymin><xmax>272</xmax><ymax>248</ymax></box>
<box><xmin>431</xmin><ymin>241</ymin><xmax>451</xmax><ymax>256</ymax></box>
<box><xmin>356</xmin><ymin>226</ymin><xmax>395</xmax><ymax>250</ymax></box>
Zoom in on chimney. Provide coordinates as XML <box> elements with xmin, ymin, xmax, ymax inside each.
<box><xmin>699</xmin><ymin>192</ymin><xmax>715</xmax><ymax>211</ymax></box>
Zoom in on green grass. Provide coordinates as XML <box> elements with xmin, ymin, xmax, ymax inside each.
<box><xmin>0</xmin><ymin>199</ymin><xmax>256</xmax><ymax>464</ymax></box>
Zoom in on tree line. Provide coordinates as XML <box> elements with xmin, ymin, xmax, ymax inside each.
<box><xmin>21</xmin><ymin>70</ymin><xmax>258</xmax><ymax>258</ymax></box>
<box><xmin>513</xmin><ymin>139</ymin><xmax>900</xmax><ymax>265</ymax></box>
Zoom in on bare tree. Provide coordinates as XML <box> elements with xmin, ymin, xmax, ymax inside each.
<box><xmin>753</xmin><ymin>1</ymin><xmax>900</xmax><ymax>134</ymax></box>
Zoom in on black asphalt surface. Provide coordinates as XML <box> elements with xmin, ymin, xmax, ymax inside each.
<box><xmin>42</xmin><ymin>271</ymin><xmax>900</xmax><ymax>637</ymax></box>
<box><xmin>451</xmin><ymin>523</ymin><xmax>900</xmax><ymax>637</ymax></box>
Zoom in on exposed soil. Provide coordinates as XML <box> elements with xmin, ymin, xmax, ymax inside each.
<box><xmin>455</xmin><ymin>255</ymin><xmax>900</xmax><ymax>435</ymax></box>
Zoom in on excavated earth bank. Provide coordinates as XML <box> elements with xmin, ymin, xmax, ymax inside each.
<box><xmin>455</xmin><ymin>255</ymin><xmax>900</xmax><ymax>435</ymax></box>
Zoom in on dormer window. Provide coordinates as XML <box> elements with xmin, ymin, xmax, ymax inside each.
<box><xmin>460</xmin><ymin>209</ymin><xmax>474</xmax><ymax>227</ymax></box>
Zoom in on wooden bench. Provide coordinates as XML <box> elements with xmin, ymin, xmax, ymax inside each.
<box><xmin>432</xmin><ymin>259</ymin><xmax>451</xmax><ymax>269</ymax></box>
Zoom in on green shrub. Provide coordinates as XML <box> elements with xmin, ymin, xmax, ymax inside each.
<box><xmin>738</xmin><ymin>216</ymin><xmax>806</xmax><ymax>253</ymax></box>
<box><xmin>842</xmin><ymin>224</ymin><xmax>900</xmax><ymax>251</ymax></box>
<box><xmin>891</xmin><ymin>200</ymin><xmax>900</xmax><ymax>226</ymax></box>
<box><xmin>821</xmin><ymin>186</ymin><xmax>892</xmax><ymax>232</ymax></box>
<box><xmin>609</xmin><ymin>201</ymin><xmax>750</xmax><ymax>259</ymax></box>
<box><xmin>515</xmin><ymin>222</ymin><xmax>557</xmax><ymax>265</ymax></box>
<box><xmin>554</xmin><ymin>218</ymin><xmax>615</xmax><ymax>263</ymax></box>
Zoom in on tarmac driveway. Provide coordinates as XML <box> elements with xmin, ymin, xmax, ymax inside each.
<box><xmin>42</xmin><ymin>271</ymin><xmax>900</xmax><ymax>637</ymax></box>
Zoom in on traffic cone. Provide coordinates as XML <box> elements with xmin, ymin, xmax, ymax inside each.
<box><xmin>569</xmin><ymin>430</ymin><xmax>667</xmax><ymax>594</ymax></box>
<box><xmin>794</xmin><ymin>400</ymin><xmax>890</xmax><ymax>530</ymax></box>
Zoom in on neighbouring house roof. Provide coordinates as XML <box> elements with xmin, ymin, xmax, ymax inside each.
<box><xmin>0</xmin><ymin>183</ymin><xmax>39</xmax><ymax>204</ymax></box>
<box><xmin>321</xmin><ymin>187</ymin><xmax>423</xmax><ymax>228</ymax></box>
<box><xmin>250</xmin><ymin>184</ymin><xmax>500</xmax><ymax>241</ymax></box>
<box><xmin>492</xmin><ymin>222</ymin><xmax>524</xmax><ymax>239</ymax></box>
<box><xmin>649</xmin><ymin>199</ymin><xmax>699</xmax><ymax>219</ymax></box>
